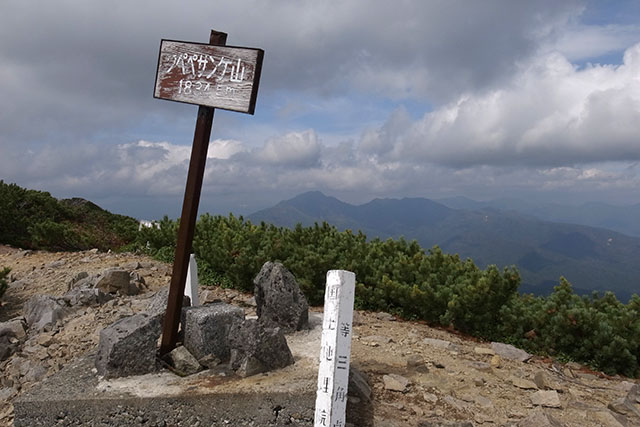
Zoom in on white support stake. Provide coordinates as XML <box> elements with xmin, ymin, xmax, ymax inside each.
<box><xmin>185</xmin><ymin>254</ymin><xmax>199</xmax><ymax>306</ymax></box>
<box><xmin>314</xmin><ymin>270</ymin><xmax>356</xmax><ymax>427</ymax></box>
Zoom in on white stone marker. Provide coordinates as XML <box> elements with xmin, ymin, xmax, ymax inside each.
<box><xmin>314</xmin><ymin>270</ymin><xmax>356</xmax><ymax>427</ymax></box>
<box><xmin>184</xmin><ymin>254</ymin><xmax>199</xmax><ymax>306</ymax></box>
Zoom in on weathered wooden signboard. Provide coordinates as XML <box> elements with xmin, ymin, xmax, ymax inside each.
<box><xmin>154</xmin><ymin>40</ymin><xmax>263</xmax><ymax>114</ymax></box>
<box><xmin>156</xmin><ymin>30</ymin><xmax>263</xmax><ymax>356</ymax></box>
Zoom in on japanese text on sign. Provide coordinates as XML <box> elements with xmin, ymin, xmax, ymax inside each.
<box><xmin>314</xmin><ymin>270</ymin><xmax>356</xmax><ymax>427</ymax></box>
<box><xmin>154</xmin><ymin>40</ymin><xmax>263</xmax><ymax>114</ymax></box>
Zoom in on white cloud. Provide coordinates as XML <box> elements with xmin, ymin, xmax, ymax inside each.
<box><xmin>254</xmin><ymin>130</ymin><xmax>321</xmax><ymax>167</ymax></box>
<box><xmin>359</xmin><ymin>108</ymin><xmax>413</xmax><ymax>156</ymax></box>
<box><xmin>208</xmin><ymin>139</ymin><xmax>247</xmax><ymax>159</ymax></box>
<box><xmin>362</xmin><ymin>43</ymin><xmax>640</xmax><ymax>168</ymax></box>
<box><xmin>3</xmin><ymin>0</ymin><xmax>640</xmax><ymax>217</ymax></box>
<box><xmin>551</xmin><ymin>24</ymin><xmax>640</xmax><ymax>62</ymax></box>
<box><xmin>3</xmin><ymin>131</ymin><xmax>640</xmax><ymax>219</ymax></box>
<box><xmin>0</xmin><ymin>0</ymin><xmax>584</xmax><ymax>148</ymax></box>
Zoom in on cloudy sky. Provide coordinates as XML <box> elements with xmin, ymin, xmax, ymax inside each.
<box><xmin>2</xmin><ymin>0</ymin><xmax>640</xmax><ymax>219</ymax></box>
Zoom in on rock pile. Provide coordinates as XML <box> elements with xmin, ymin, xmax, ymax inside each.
<box><xmin>1</xmin><ymin>266</ymin><xmax>147</xmax><ymax>365</ymax></box>
<box><xmin>95</xmin><ymin>261</ymin><xmax>305</xmax><ymax>380</ymax></box>
<box><xmin>0</xmin><ymin>248</ymin><xmax>175</xmax><ymax>425</ymax></box>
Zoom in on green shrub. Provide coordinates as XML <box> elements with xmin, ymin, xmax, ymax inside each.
<box><xmin>499</xmin><ymin>279</ymin><xmax>640</xmax><ymax>377</ymax></box>
<box><xmin>0</xmin><ymin>267</ymin><xmax>10</xmax><ymax>301</ymax></box>
<box><xmin>0</xmin><ymin>181</ymin><xmax>139</xmax><ymax>251</ymax></box>
<box><xmin>28</xmin><ymin>220</ymin><xmax>85</xmax><ymax>250</ymax></box>
<box><xmin>133</xmin><ymin>216</ymin><xmax>179</xmax><ymax>261</ymax></box>
<box><xmin>118</xmin><ymin>212</ymin><xmax>640</xmax><ymax>377</ymax></box>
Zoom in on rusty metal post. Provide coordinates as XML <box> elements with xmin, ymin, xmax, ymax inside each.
<box><xmin>159</xmin><ymin>30</ymin><xmax>228</xmax><ymax>356</ymax></box>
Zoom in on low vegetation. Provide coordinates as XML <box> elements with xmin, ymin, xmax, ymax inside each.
<box><xmin>0</xmin><ymin>267</ymin><xmax>9</xmax><ymax>301</ymax></box>
<box><xmin>0</xmin><ymin>181</ymin><xmax>139</xmax><ymax>251</ymax></box>
<box><xmin>1</xmin><ymin>182</ymin><xmax>638</xmax><ymax>376</ymax></box>
<box><xmin>133</xmin><ymin>214</ymin><xmax>640</xmax><ymax>377</ymax></box>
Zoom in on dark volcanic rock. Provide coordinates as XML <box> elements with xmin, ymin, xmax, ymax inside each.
<box><xmin>166</xmin><ymin>346</ymin><xmax>202</xmax><ymax>376</ymax></box>
<box><xmin>0</xmin><ymin>318</ymin><xmax>26</xmax><ymax>340</ymax></box>
<box><xmin>95</xmin><ymin>313</ymin><xmax>162</xmax><ymax>379</ymax></box>
<box><xmin>146</xmin><ymin>287</ymin><xmax>190</xmax><ymax>320</ymax></box>
<box><xmin>0</xmin><ymin>334</ymin><xmax>18</xmax><ymax>361</ymax></box>
<box><xmin>95</xmin><ymin>268</ymin><xmax>140</xmax><ymax>296</ymax></box>
<box><xmin>228</xmin><ymin>319</ymin><xmax>294</xmax><ymax>377</ymax></box>
<box><xmin>181</xmin><ymin>303</ymin><xmax>244</xmax><ymax>361</ymax></box>
<box><xmin>23</xmin><ymin>295</ymin><xmax>71</xmax><ymax>332</ymax></box>
<box><xmin>253</xmin><ymin>262</ymin><xmax>308</xmax><ymax>333</ymax></box>
<box><xmin>62</xmin><ymin>286</ymin><xmax>113</xmax><ymax>306</ymax></box>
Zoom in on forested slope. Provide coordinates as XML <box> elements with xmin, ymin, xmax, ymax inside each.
<box><xmin>0</xmin><ymin>181</ymin><xmax>138</xmax><ymax>251</ymax></box>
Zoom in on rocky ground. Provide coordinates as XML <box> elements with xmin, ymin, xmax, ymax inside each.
<box><xmin>0</xmin><ymin>245</ymin><xmax>639</xmax><ymax>426</ymax></box>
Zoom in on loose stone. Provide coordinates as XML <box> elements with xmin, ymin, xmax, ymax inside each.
<box><xmin>531</xmin><ymin>390</ymin><xmax>562</xmax><ymax>408</ymax></box>
<box><xmin>383</xmin><ymin>374</ymin><xmax>410</xmax><ymax>392</ymax></box>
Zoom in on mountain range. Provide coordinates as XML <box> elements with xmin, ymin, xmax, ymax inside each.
<box><xmin>436</xmin><ymin>196</ymin><xmax>640</xmax><ymax>238</ymax></box>
<box><xmin>249</xmin><ymin>191</ymin><xmax>640</xmax><ymax>301</ymax></box>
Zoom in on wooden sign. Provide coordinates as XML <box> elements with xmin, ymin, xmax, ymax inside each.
<box><xmin>154</xmin><ymin>40</ymin><xmax>264</xmax><ymax>114</ymax></box>
<box><xmin>157</xmin><ymin>30</ymin><xmax>265</xmax><ymax>356</ymax></box>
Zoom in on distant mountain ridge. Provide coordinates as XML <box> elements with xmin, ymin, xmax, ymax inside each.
<box><xmin>437</xmin><ymin>196</ymin><xmax>640</xmax><ymax>237</ymax></box>
<box><xmin>249</xmin><ymin>191</ymin><xmax>640</xmax><ymax>300</ymax></box>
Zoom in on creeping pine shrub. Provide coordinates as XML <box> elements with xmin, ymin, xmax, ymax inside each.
<box><xmin>0</xmin><ymin>181</ymin><xmax>139</xmax><ymax>251</ymax></box>
<box><xmin>132</xmin><ymin>216</ymin><xmax>179</xmax><ymax>262</ymax></box>
<box><xmin>28</xmin><ymin>220</ymin><xmax>86</xmax><ymax>250</ymax></box>
<box><xmin>0</xmin><ymin>267</ymin><xmax>10</xmax><ymax>301</ymax></box>
<box><xmin>499</xmin><ymin>279</ymin><xmax>640</xmax><ymax>377</ymax></box>
<box><xmin>128</xmin><ymin>213</ymin><xmax>640</xmax><ymax>377</ymax></box>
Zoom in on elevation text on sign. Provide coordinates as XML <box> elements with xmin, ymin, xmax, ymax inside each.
<box><xmin>154</xmin><ymin>40</ymin><xmax>264</xmax><ymax>114</ymax></box>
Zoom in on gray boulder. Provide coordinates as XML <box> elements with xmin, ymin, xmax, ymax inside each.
<box><xmin>491</xmin><ymin>342</ymin><xmax>532</xmax><ymax>362</ymax></box>
<box><xmin>22</xmin><ymin>361</ymin><xmax>48</xmax><ymax>383</ymax></box>
<box><xmin>62</xmin><ymin>272</ymin><xmax>112</xmax><ymax>306</ymax></box>
<box><xmin>67</xmin><ymin>271</ymin><xmax>90</xmax><ymax>291</ymax></box>
<box><xmin>254</xmin><ymin>262</ymin><xmax>308</xmax><ymax>333</ymax></box>
<box><xmin>182</xmin><ymin>303</ymin><xmax>244</xmax><ymax>361</ymax></box>
<box><xmin>62</xmin><ymin>286</ymin><xmax>113</xmax><ymax>306</ymax></box>
<box><xmin>95</xmin><ymin>313</ymin><xmax>162</xmax><ymax>378</ymax></box>
<box><xmin>0</xmin><ymin>318</ymin><xmax>26</xmax><ymax>340</ymax></box>
<box><xmin>146</xmin><ymin>287</ymin><xmax>191</xmax><ymax>319</ymax></box>
<box><xmin>349</xmin><ymin>366</ymin><xmax>372</xmax><ymax>402</ymax></box>
<box><xmin>0</xmin><ymin>335</ymin><xmax>17</xmax><ymax>361</ymax></box>
<box><xmin>166</xmin><ymin>346</ymin><xmax>202</xmax><ymax>376</ymax></box>
<box><xmin>627</xmin><ymin>383</ymin><xmax>640</xmax><ymax>404</ymax></box>
<box><xmin>228</xmin><ymin>319</ymin><xmax>294</xmax><ymax>377</ymax></box>
<box><xmin>608</xmin><ymin>396</ymin><xmax>640</xmax><ymax>418</ymax></box>
<box><xmin>516</xmin><ymin>408</ymin><xmax>565</xmax><ymax>427</ymax></box>
<box><xmin>0</xmin><ymin>318</ymin><xmax>27</xmax><ymax>361</ymax></box>
<box><xmin>23</xmin><ymin>295</ymin><xmax>71</xmax><ymax>332</ymax></box>
<box><xmin>95</xmin><ymin>268</ymin><xmax>140</xmax><ymax>296</ymax></box>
